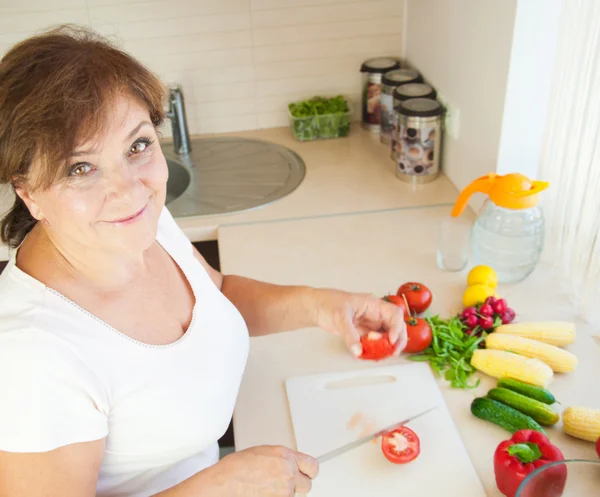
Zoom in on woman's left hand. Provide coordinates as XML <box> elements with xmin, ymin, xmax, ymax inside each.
<box><xmin>313</xmin><ymin>289</ymin><xmax>407</xmax><ymax>358</ymax></box>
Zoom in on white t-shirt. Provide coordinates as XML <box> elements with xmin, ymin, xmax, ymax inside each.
<box><xmin>0</xmin><ymin>207</ymin><xmax>250</xmax><ymax>497</ymax></box>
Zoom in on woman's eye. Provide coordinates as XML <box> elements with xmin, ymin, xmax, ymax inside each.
<box><xmin>129</xmin><ymin>137</ymin><xmax>154</xmax><ymax>155</ymax></box>
<box><xmin>69</xmin><ymin>163</ymin><xmax>92</xmax><ymax>176</ymax></box>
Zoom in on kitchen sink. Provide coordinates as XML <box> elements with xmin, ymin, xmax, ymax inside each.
<box><xmin>166</xmin><ymin>158</ymin><xmax>191</xmax><ymax>204</ymax></box>
<box><xmin>162</xmin><ymin>137</ymin><xmax>306</xmax><ymax>218</ymax></box>
<box><xmin>162</xmin><ymin>84</ymin><xmax>305</xmax><ymax>218</ymax></box>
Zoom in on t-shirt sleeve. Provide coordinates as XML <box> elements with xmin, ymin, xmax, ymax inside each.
<box><xmin>0</xmin><ymin>329</ymin><xmax>109</xmax><ymax>453</ymax></box>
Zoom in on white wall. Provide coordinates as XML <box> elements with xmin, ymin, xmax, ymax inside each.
<box><xmin>0</xmin><ymin>0</ymin><xmax>405</xmax><ymax>136</ymax></box>
<box><xmin>496</xmin><ymin>0</ymin><xmax>563</xmax><ymax>180</ymax></box>
<box><xmin>404</xmin><ymin>0</ymin><xmax>517</xmax><ymax>201</ymax></box>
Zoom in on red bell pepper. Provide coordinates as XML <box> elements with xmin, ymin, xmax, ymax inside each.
<box><xmin>494</xmin><ymin>429</ymin><xmax>566</xmax><ymax>497</ymax></box>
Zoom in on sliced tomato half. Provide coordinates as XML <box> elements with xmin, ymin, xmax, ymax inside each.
<box><xmin>381</xmin><ymin>426</ymin><xmax>420</xmax><ymax>464</ymax></box>
<box><xmin>359</xmin><ymin>331</ymin><xmax>395</xmax><ymax>361</ymax></box>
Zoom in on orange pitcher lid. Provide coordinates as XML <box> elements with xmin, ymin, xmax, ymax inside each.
<box><xmin>451</xmin><ymin>173</ymin><xmax>549</xmax><ymax>217</ymax></box>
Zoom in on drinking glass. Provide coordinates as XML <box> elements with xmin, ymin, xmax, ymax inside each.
<box><xmin>436</xmin><ymin>216</ymin><xmax>471</xmax><ymax>271</ymax></box>
<box><xmin>515</xmin><ymin>459</ymin><xmax>600</xmax><ymax>496</ymax></box>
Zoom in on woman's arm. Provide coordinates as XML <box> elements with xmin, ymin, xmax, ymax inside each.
<box><xmin>0</xmin><ymin>442</ymin><xmax>316</xmax><ymax>497</ymax></box>
<box><xmin>221</xmin><ymin>275</ymin><xmax>319</xmax><ymax>336</ymax></box>
<box><xmin>0</xmin><ymin>440</ymin><xmax>105</xmax><ymax>497</ymax></box>
<box><xmin>153</xmin><ymin>445</ymin><xmax>317</xmax><ymax>497</ymax></box>
<box><xmin>192</xmin><ymin>246</ymin><xmax>318</xmax><ymax>336</ymax></box>
<box><xmin>191</xmin><ymin>246</ymin><xmax>407</xmax><ymax>354</ymax></box>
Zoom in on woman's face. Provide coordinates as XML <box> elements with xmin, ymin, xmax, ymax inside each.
<box><xmin>21</xmin><ymin>94</ymin><xmax>168</xmax><ymax>255</ymax></box>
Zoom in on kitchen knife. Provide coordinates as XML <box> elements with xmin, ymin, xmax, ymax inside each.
<box><xmin>316</xmin><ymin>405</ymin><xmax>437</xmax><ymax>463</ymax></box>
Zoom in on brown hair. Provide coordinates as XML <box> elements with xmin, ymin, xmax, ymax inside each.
<box><xmin>0</xmin><ymin>24</ymin><xmax>167</xmax><ymax>248</ymax></box>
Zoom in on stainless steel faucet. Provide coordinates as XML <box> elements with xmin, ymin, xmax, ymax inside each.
<box><xmin>166</xmin><ymin>84</ymin><xmax>192</xmax><ymax>155</ymax></box>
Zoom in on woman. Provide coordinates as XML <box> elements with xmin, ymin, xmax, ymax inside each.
<box><xmin>0</xmin><ymin>25</ymin><xmax>407</xmax><ymax>497</ymax></box>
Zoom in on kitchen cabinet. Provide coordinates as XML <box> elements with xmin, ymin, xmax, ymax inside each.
<box><xmin>192</xmin><ymin>240</ymin><xmax>219</xmax><ymax>271</ymax></box>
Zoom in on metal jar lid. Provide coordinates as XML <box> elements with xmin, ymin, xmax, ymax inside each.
<box><xmin>397</xmin><ymin>98</ymin><xmax>443</xmax><ymax>117</ymax></box>
<box><xmin>381</xmin><ymin>69</ymin><xmax>420</xmax><ymax>86</ymax></box>
<box><xmin>360</xmin><ymin>57</ymin><xmax>400</xmax><ymax>74</ymax></box>
<box><xmin>393</xmin><ymin>83</ymin><xmax>436</xmax><ymax>101</ymax></box>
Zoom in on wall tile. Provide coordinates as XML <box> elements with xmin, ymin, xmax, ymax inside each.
<box><xmin>251</xmin><ymin>0</ymin><xmax>374</xmax><ymax>10</ymax></box>
<box><xmin>254</xmin><ymin>54</ymin><xmax>388</xmax><ymax>81</ymax></box>
<box><xmin>195</xmin><ymin>99</ymin><xmax>256</xmax><ymax>119</ymax></box>
<box><xmin>122</xmin><ymin>31</ymin><xmax>252</xmax><ymax>57</ymax></box>
<box><xmin>257</xmin><ymin>73</ymin><xmax>357</xmax><ymax>98</ymax></box>
<box><xmin>88</xmin><ymin>0</ymin><xmax>248</xmax><ymax>23</ymax></box>
<box><xmin>254</xmin><ymin>34</ymin><xmax>403</xmax><ymax>63</ymax></box>
<box><xmin>195</xmin><ymin>115</ymin><xmax>258</xmax><ymax>134</ymax></box>
<box><xmin>191</xmin><ymin>65</ymin><xmax>255</xmax><ymax>85</ymax></box>
<box><xmin>0</xmin><ymin>0</ymin><xmax>85</xmax><ymax>13</ymax></box>
<box><xmin>0</xmin><ymin>8</ymin><xmax>89</xmax><ymax>38</ymax></box>
<box><xmin>90</xmin><ymin>12</ymin><xmax>251</xmax><ymax>41</ymax></box>
<box><xmin>140</xmin><ymin>48</ymin><xmax>254</xmax><ymax>73</ymax></box>
<box><xmin>257</xmin><ymin>111</ymin><xmax>289</xmax><ymax>130</ymax></box>
<box><xmin>251</xmin><ymin>0</ymin><xmax>402</xmax><ymax>29</ymax></box>
<box><xmin>187</xmin><ymin>81</ymin><xmax>255</xmax><ymax>104</ymax></box>
<box><xmin>253</xmin><ymin>16</ymin><xmax>401</xmax><ymax>46</ymax></box>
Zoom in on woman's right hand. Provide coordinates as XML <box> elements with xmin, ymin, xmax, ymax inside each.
<box><xmin>206</xmin><ymin>445</ymin><xmax>319</xmax><ymax>496</ymax></box>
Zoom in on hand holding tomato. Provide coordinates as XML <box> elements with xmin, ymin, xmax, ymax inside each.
<box><xmin>313</xmin><ymin>289</ymin><xmax>407</xmax><ymax>359</ymax></box>
<box><xmin>397</xmin><ymin>282</ymin><xmax>432</xmax><ymax>315</ymax></box>
<box><xmin>382</xmin><ymin>294</ymin><xmax>410</xmax><ymax>319</ymax></box>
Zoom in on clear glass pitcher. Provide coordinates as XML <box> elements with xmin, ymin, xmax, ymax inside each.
<box><xmin>451</xmin><ymin>173</ymin><xmax>549</xmax><ymax>284</ymax></box>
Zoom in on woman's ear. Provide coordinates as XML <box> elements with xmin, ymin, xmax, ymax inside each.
<box><xmin>13</xmin><ymin>181</ymin><xmax>45</xmax><ymax>222</ymax></box>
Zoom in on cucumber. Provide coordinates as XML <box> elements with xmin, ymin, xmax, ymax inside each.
<box><xmin>470</xmin><ymin>397</ymin><xmax>547</xmax><ymax>435</ymax></box>
<box><xmin>487</xmin><ymin>388</ymin><xmax>560</xmax><ymax>426</ymax></box>
<box><xmin>497</xmin><ymin>378</ymin><xmax>556</xmax><ymax>405</ymax></box>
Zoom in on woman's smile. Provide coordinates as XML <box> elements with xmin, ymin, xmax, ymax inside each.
<box><xmin>104</xmin><ymin>203</ymin><xmax>148</xmax><ymax>226</ymax></box>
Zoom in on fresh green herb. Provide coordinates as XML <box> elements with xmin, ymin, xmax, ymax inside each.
<box><xmin>288</xmin><ymin>95</ymin><xmax>351</xmax><ymax>141</ymax></box>
<box><xmin>408</xmin><ymin>315</ymin><xmax>487</xmax><ymax>389</ymax></box>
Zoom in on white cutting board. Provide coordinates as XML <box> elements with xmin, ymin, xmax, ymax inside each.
<box><xmin>285</xmin><ymin>362</ymin><xmax>487</xmax><ymax>497</ymax></box>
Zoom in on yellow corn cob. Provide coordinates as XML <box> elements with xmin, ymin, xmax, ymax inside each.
<box><xmin>562</xmin><ymin>406</ymin><xmax>600</xmax><ymax>442</ymax></box>
<box><xmin>485</xmin><ymin>333</ymin><xmax>578</xmax><ymax>373</ymax></box>
<box><xmin>494</xmin><ymin>321</ymin><xmax>575</xmax><ymax>347</ymax></box>
<box><xmin>471</xmin><ymin>349</ymin><xmax>554</xmax><ymax>387</ymax></box>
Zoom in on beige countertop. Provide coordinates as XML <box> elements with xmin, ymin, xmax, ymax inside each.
<box><xmin>219</xmin><ymin>204</ymin><xmax>599</xmax><ymax>496</ymax></box>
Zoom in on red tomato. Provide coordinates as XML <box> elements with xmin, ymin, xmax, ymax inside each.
<box><xmin>404</xmin><ymin>317</ymin><xmax>433</xmax><ymax>353</ymax></box>
<box><xmin>381</xmin><ymin>426</ymin><xmax>420</xmax><ymax>464</ymax></box>
<box><xmin>359</xmin><ymin>331</ymin><xmax>395</xmax><ymax>361</ymax></box>
<box><xmin>397</xmin><ymin>282</ymin><xmax>432</xmax><ymax>314</ymax></box>
<box><xmin>382</xmin><ymin>294</ymin><xmax>410</xmax><ymax>319</ymax></box>
<box><xmin>596</xmin><ymin>437</ymin><xmax>600</xmax><ymax>459</ymax></box>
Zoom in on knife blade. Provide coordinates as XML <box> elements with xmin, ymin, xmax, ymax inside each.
<box><xmin>316</xmin><ymin>405</ymin><xmax>437</xmax><ymax>463</ymax></box>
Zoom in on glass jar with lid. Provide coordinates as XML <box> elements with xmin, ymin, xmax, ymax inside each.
<box><xmin>379</xmin><ymin>69</ymin><xmax>421</xmax><ymax>144</ymax></box>
<box><xmin>393</xmin><ymin>83</ymin><xmax>436</xmax><ymax>106</ymax></box>
<box><xmin>394</xmin><ymin>98</ymin><xmax>444</xmax><ymax>184</ymax></box>
<box><xmin>359</xmin><ymin>57</ymin><xmax>401</xmax><ymax>133</ymax></box>
<box><xmin>391</xmin><ymin>83</ymin><xmax>436</xmax><ymax>160</ymax></box>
